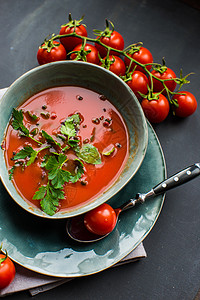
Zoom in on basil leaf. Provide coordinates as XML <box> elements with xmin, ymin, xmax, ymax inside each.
<box><xmin>76</xmin><ymin>144</ymin><xmax>101</xmax><ymax>165</ymax></box>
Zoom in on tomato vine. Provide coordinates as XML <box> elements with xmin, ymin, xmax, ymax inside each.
<box><xmin>37</xmin><ymin>14</ymin><xmax>197</xmax><ymax>123</ymax></box>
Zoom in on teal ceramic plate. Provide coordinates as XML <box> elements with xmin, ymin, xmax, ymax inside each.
<box><xmin>0</xmin><ymin>122</ymin><xmax>166</xmax><ymax>277</ymax></box>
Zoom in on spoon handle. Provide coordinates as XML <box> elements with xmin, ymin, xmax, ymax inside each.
<box><xmin>120</xmin><ymin>163</ymin><xmax>200</xmax><ymax>211</ymax></box>
<box><xmin>153</xmin><ymin>163</ymin><xmax>200</xmax><ymax>195</ymax></box>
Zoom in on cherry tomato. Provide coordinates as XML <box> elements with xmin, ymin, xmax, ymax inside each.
<box><xmin>141</xmin><ymin>93</ymin><xmax>170</xmax><ymax>123</ymax></box>
<box><xmin>95</xmin><ymin>31</ymin><xmax>124</xmax><ymax>57</ymax></box>
<box><xmin>172</xmin><ymin>91</ymin><xmax>197</xmax><ymax>117</ymax></box>
<box><xmin>70</xmin><ymin>43</ymin><xmax>100</xmax><ymax>64</ymax></box>
<box><xmin>100</xmin><ymin>55</ymin><xmax>126</xmax><ymax>76</ymax></box>
<box><xmin>127</xmin><ymin>71</ymin><xmax>149</xmax><ymax>99</ymax></box>
<box><xmin>124</xmin><ymin>47</ymin><xmax>153</xmax><ymax>73</ymax></box>
<box><xmin>84</xmin><ymin>203</ymin><xmax>117</xmax><ymax>236</ymax></box>
<box><xmin>59</xmin><ymin>23</ymin><xmax>87</xmax><ymax>52</ymax></box>
<box><xmin>150</xmin><ymin>67</ymin><xmax>177</xmax><ymax>94</ymax></box>
<box><xmin>37</xmin><ymin>41</ymin><xmax>67</xmax><ymax>65</ymax></box>
<box><xmin>0</xmin><ymin>253</ymin><xmax>16</xmax><ymax>290</ymax></box>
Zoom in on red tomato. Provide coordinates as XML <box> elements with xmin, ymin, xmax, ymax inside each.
<box><xmin>124</xmin><ymin>47</ymin><xmax>153</xmax><ymax>73</ymax></box>
<box><xmin>84</xmin><ymin>203</ymin><xmax>117</xmax><ymax>236</ymax></box>
<box><xmin>37</xmin><ymin>41</ymin><xmax>67</xmax><ymax>65</ymax></box>
<box><xmin>150</xmin><ymin>67</ymin><xmax>177</xmax><ymax>94</ymax></box>
<box><xmin>70</xmin><ymin>43</ymin><xmax>100</xmax><ymax>64</ymax></box>
<box><xmin>141</xmin><ymin>93</ymin><xmax>170</xmax><ymax>123</ymax></box>
<box><xmin>172</xmin><ymin>91</ymin><xmax>197</xmax><ymax>117</ymax></box>
<box><xmin>127</xmin><ymin>71</ymin><xmax>149</xmax><ymax>99</ymax></box>
<box><xmin>0</xmin><ymin>253</ymin><xmax>16</xmax><ymax>290</ymax></box>
<box><xmin>95</xmin><ymin>31</ymin><xmax>124</xmax><ymax>57</ymax></box>
<box><xmin>100</xmin><ymin>55</ymin><xmax>126</xmax><ymax>76</ymax></box>
<box><xmin>59</xmin><ymin>23</ymin><xmax>87</xmax><ymax>52</ymax></box>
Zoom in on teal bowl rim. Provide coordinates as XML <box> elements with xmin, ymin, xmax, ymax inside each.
<box><xmin>0</xmin><ymin>61</ymin><xmax>148</xmax><ymax>219</ymax></box>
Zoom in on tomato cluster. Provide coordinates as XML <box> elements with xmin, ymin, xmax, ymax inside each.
<box><xmin>37</xmin><ymin>14</ymin><xmax>197</xmax><ymax>124</ymax></box>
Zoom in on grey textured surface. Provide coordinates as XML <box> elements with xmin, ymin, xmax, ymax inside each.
<box><xmin>0</xmin><ymin>0</ymin><xmax>200</xmax><ymax>299</ymax></box>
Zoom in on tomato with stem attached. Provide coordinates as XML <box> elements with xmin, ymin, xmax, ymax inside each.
<box><xmin>126</xmin><ymin>71</ymin><xmax>149</xmax><ymax>99</ymax></box>
<box><xmin>100</xmin><ymin>55</ymin><xmax>126</xmax><ymax>76</ymax></box>
<box><xmin>150</xmin><ymin>67</ymin><xmax>177</xmax><ymax>94</ymax></box>
<box><xmin>94</xmin><ymin>20</ymin><xmax>124</xmax><ymax>57</ymax></box>
<box><xmin>59</xmin><ymin>14</ymin><xmax>87</xmax><ymax>51</ymax></box>
<box><xmin>84</xmin><ymin>203</ymin><xmax>117</xmax><ymax>236</ymax></box>
<box><xmin>37</xmin><ymin>41</ymin><xmax>67</xmax><ymax>65</ymax></box>
<box><xmin>172</xmin><ymin>91</ymin><xmax>197</xmax><ymax>117</ymax></box>
<box><xmin>124</xmin><ymin>45</ymin><xmax>153</xmax><ymax>74</ymax></box>
<box><xmin>0</xmin><ymin>250</ymin><xmax>16</xmax><ymax>290</ymax></box>
<box><xmin>70</xmin><ymin>43</ymin><xmax>100</xmax><ymax>64</ymax></box>
<box><xmin>141</xmin><ymin>93</ymin><xmax>170</xmax><ymax>123</ymax></box>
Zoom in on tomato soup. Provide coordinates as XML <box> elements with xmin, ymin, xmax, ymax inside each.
<box><xmin>4</xmin><ymin>86</ymin><xmax>129</xmax><ymax>215</ymax></box>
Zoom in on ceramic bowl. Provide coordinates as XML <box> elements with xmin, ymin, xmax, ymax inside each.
<box><xmin>0</xmin><ymin>61</ymin><xmax>148</xmax><ymax>219</ymax></box>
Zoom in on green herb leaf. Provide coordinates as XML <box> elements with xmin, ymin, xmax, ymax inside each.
<box><xmin>27</xmin><ymin>111</ymin><xmax>38</xmax><ymax>121</ymax></box>
<box><xmin>76</xmin><ymin>144</ymin><xmax>102</xmax><ymax>165</ymax></box>
<box><xmin>27</xmin><ymin>151</ymin><xmax>38</xmax><ymax>166</ymax></box>
<box><xmin>45</xmin><ymin>154</ymin><xmax>70</xmax><ymax>188</ymax></box>
<box><xmin>102</xmin><ymin>146</ymin><xmax>115</xmax><ymax>156</ymax></box>
<box><xmin>13</xmin><ymin>145</ymin><xmax>37</xmax><ymax>166</ymax></box>
<box><xmin>61</xmin><ymin>114</ymin><xmax>80</xmax><ymax>139</ymax></box>
<box><xmin>70</xmin><ymin>159</ymin><xmax>84</xmax><ymax>183</ymax></box>
<box><xmin>12</xmin><ymin>108</ymin><xmax>29</xmax><ymax>136</ymax></box>
<box><xmin>52</xmin><ymin>168</ymin><xmax>71</xmax><ymax>189</ymax></box>
<box><xmin>57</xmin><ymin>134</ymin><xmax>66</xmax><ymax>141</ymax></box>
<box><xmin>13</xmin><ymin>145</ymin><xmax>50</xmax><ymax>167</ymax></box>
<box><xmin>33</xmin><ymin>183</ymin><xmax>64</xmax><ymax>216</ymax></box>
<box><xmin>33</xmin><ymin>185</ymin><xmax>47</xmax><ymax>200</ymax></box>
<box><xmin>41</xmin><ymin>154</ymin><xmax>49</xmax><ymax>168</ymax></box>
<box><xmin>68</xmin><ymin>138</ymin><xmax>79</xmax><ymax>148</ymax></box>
<box><xmin>42</xmin><ymin>130</ymin><xmax>61</xmax><ymax>148</ymax></box>
<box><xmin>9</xmin><ymin>166</ymin><xmax>15</xmax><ymax>180</ymax></box>
<box><xmin>70</xmin><ymin>113</ymin><xmax>81</xmax><ymax>126</ymax></box>
<box><xmin>30</xmin><ymin>128</ymin><xmax>38</xmax><ymax>136</ymax></box>
<box><xmin>62</xmin><ymin>145</ymin><xmax>70</xmax><ymax>152</ymax></box>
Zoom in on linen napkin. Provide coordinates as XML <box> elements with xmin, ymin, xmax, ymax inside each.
<box><xmin>0</xmin><ymin>243</ymin><xmax>146</xmax><ymax>297</ymax></box>
<box><xmin>0</xmin><ymin>87</ymin><xmax>147</xmax><ymax>296</ymax></box>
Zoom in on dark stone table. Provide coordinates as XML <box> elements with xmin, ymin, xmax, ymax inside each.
<box><xmin>0</xmin><ymin>0</ymin><xmax>200</xmax><ymax>299</ymax></box>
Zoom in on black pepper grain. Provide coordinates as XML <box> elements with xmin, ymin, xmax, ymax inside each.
<box><xmin>99</xmin><ymin>95</ymin><xmax>107</xmax><ymax>101</ymax></box>
<box><xmin>76</xmin><ymin>95</ymin><xmax>83</xmax><ymax>100</ymax></box>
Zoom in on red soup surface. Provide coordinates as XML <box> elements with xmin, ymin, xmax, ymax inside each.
<box><xmin>4</xmin><ymin>86</ymin><xmax>129</xmax><ymax>215</ymax></box>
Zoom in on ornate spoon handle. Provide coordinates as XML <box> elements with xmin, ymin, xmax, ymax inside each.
<box><xmin>120</xmin><ymin>163</ymin><xmax>200</xmax><ymax>211</ymax></box>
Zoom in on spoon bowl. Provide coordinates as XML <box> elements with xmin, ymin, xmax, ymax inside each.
<box><xmin>66</xmin><ymin>208</ymin><xmax>122</xmax><ymax>243</ymax></box>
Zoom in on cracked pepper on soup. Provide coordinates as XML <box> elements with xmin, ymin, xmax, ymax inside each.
<box><xmin>2</xmin><ymin>86</ymin><xmax>129</xmax><ymax>216</ymax></box>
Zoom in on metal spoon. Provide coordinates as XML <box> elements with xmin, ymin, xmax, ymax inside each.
<box><xmin>66</xmin><ymin>163</ymin><xmax>200</xmax><ymax>243</ymax></box>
